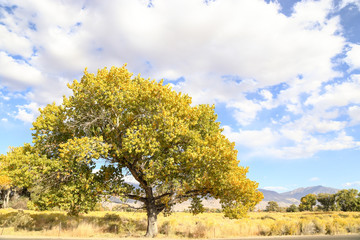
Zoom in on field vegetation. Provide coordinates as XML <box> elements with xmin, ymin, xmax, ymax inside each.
<box><xmin>0</xmin><ymin>209</ymin><xmax>359</xmax><ymax>238</ymax></box>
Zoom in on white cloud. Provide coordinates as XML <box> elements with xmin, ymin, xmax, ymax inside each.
<box><xmin>348</xmin><ymin>106</ymin><xmax>360</xmax><ymax>125</ymax></box>
<box><xmin>0</xmin><ymin>0</ymin><xmax>359</xmax><ymax>160</ymax></box>
<box><xmin>14</xmin><ymin>102</ymin><xmax>40</xmax><ymax>123</ymax></box>
<box><xmin>0</xmin><ymin>52</ymin><xmax>44</xmax><ymax>90</ymax></box>
<box><xmin>1</xmin><ymin>118</ymin><xmax>8</xmax><ymax>122</ymax></box>
<box><xmin>341</xmin><ymin>0</ymin><xmax>360</xmax><ymax>9</ymax></box>
<box><xmin>305</xmin><ymin>75</ymin><xmax>360</xmax><ymax>110</ymax></box>
<box><xmin>229</xmin><ymin>100</ymin><xmax>262</xmax><ymax>126</ymax></box>
<box><xmin>292</xmin><ymin>0</ymin><xmax>334</xmax><ymax>27</ymax></box>
<box><xmin>345</xmin><ymin>44</ymin><xmax>360</xmax><ymax>70</ymax></box>
<box><xmin>0</xmin><ymin>25</ymin><xmax>33</xmax><ymax>58</ymax></box>
<box><xmin>283</xmin><ymin>131</ymin><xmax>358</xmax><ymax>159</ymax></box>
<box><xmin>284</xmin><ymin>116</ymin><xmax>346</xmax><ymax>135</ymax></box>
<box><xmin>223</xmin><ymin>126</ymin><xmax>279</xmax><ymax>148</ymax></box>
<box><xmin>2</xmin><ymin>0</ymin><xmax>344</xmax><ymax>104</ymax></box>
<box><xmin>309</xmin><ymin>177</ymin><xmax>320</xmax><ymax>182</ymax></box>
<box><xmin>15</xmin><ymin>109</ymin><xmax>35</xmax><ymax>123</ymax></box>
<box><xmin>344</xmin><ymin>181</ymin><xmax>360</xmax><ymax>187</ymax></box>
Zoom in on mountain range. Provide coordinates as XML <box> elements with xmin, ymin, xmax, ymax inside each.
<box><xmin>256</xmin><ymin>185</ymin><xmax>340</xmax><ymax>209</ymax></box>
<box><xmin>105</xmin><ymin>185</ymin><xmax>340</xmax><ymax>211</ymax></box>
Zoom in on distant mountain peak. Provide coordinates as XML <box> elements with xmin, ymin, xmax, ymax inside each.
<box><xmin>258</xmin><ymin>185</ymin><xmax>340</xmax><ymax>208</ymax></box>
<box><xmin>281</xmin><ymin>185</ymin><xmax>339</xmax><ymax>200</ymax></box>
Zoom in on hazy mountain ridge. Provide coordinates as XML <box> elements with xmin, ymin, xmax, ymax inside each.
<box><xmin>106</xmin><ymin>185</ymin><xmax>340</xmax><ymax>211</ymax></box>
<box><xmin>280</xmin><ymin>185</ymin><xmax>339</xmax><ymax>200</ymax></box>
<box><xmin>256</xmin><ymin>185</ymin><xmax>340</xmax><ymax>209</ymax></box>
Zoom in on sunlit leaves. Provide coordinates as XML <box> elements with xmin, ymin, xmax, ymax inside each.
<box><xmin>30</xmin><ymin>65</ymin><xmax>263</xmax><ymax>219</ymax></box>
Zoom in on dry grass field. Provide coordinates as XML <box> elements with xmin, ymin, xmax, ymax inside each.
<box><xmin>0</xmin><ymin>209</ymin><xmax>360</xmax><ymax>238</ymax></box>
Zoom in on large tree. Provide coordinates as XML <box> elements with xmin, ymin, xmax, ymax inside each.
<box><xmin>317</xmin><ymin>193</ymin><xmax>336</xmax><ymax>211</ymax></box>
<box><xmin>31</xmin><ymin>66</ymin><xmax>263</xmax><ymax>237</ymax></box>
<box><xmin>336</xmin><ymin>189</ymin><xmax>359</xmax><ymax>212</ymax></box>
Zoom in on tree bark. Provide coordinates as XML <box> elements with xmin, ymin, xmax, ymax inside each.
<box><xmin>145</xmin><ymin>202</ymin><xmax>158</xmax><ymax>238</ymax></box>
<box><xmin>4</xmin><ymin>189</ymin><xmax>11</xmax><ymax>208</ymax></box>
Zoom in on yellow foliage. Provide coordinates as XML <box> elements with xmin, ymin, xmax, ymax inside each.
<box><xmin>31</xmin><ymin>65</ymin><xmax>263</xmax><ymax>222</ymax></box>
<box><xmin>0</xmin><ymin>174</ymin><xmax>11</xmax><ymax>189</ymax></box>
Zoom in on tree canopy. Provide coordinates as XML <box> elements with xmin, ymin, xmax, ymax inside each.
<box><xmin>299</xmin><ymin>194</ymin><xmax>317</xmax><ymax>211</ymax></box>
<box><xmin>336</xmin><ymin>189</ymin><xmax>360</xmax><ymax>212</ymax></box>
<box><xmin>317</xmin><ymin>193</ymin><xmax>336</xmax><ymax>211</ymax></box>
<box><xmin>8</xmin><ymin>66</ymin><xmax>263</xmax><ymax>237</ymax></box>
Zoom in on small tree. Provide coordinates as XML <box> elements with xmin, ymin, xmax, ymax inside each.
<box><xmin>286</xmin><ymin>204</ymin><xmax>299</xmax><ymax>212</ymax></box>
<box><xmin>30</xmin><ymin>66</ymin><xmax>263</xmax><ymax>237</ymax></box>
<box><xmin>299</xmin><ymin>194</ymin><xmax>316</xmax><ymax>211</ymax></box>
<box><xmin>265</xmin><ymin>201</ymin><xmax>279</xmax><ymax>212</ymax></box>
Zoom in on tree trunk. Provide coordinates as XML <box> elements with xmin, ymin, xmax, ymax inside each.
<box><xmin>145</xmin><ymin>203</ymin><xmax>158</xmax><ymax>238</ymax></box>
<box><xmin>4</xmin><ymin>189</ymin><xmax>11</xmax><ymax>208</ymax></box>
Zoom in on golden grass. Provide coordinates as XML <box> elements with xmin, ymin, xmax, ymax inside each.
<box><xmin>0</xmin><ymin>209</ymin><xmax>359</xmax><ymax>238</ymax></box>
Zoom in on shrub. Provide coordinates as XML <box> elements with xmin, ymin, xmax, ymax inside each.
<box><xmin>300</xmin><ymin>220</ymin><xmax>316</xmax><ymax>235</ymax></box>
<box><xmin>10</xmin><ymin>210</ymin><xmax>34</xmax><ymax>230</ymax></box>
<box><xmin>159</xmin><ymin>220</ymin><xmax>171</xmax><ymax>235</ymax></box>
<box><xmin>286</xmin><ymin>204</ymin><xmax>299</xmax><ymax>212</ymax></box>
<box><xmin>193</xmin><ymin>222</ymin><xmax>208</xmax><ymax>238</ymax></box>
<box><xmin>313</xmin><ymin>219</ymin><xmax>326</xmax><ymax>234</ymax></box>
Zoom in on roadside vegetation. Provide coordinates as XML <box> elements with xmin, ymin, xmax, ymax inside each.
<box><xmin>0</xmin><ymin>209</ymin><xmax>360</xmax><ymax>238</ymax></box>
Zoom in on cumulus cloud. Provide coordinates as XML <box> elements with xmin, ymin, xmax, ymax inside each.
<box><xmin>223</xmin><ymin>126</ymin><xmax>279</xmax><ymax>148</ymax></box>
<box><xmin>0</xmin><ymin>25</ymin><xmax>33</xmax><ymax>58</ymax></box>
<box><xmin>14</xmin><ymin>102</ymin><xmax>40</xmax><ymax>123</ymax></box>
<box><xmin>0</xmin><ymin>52</ymin><xmax>44</xmax><ymax>90</ymax></box>
<box><xmin>348</xmin><ymin>106</ymin><xmax>360</xmax><ymax>125</ymax></box>
<box><xmin>345</xmin><ymin>44</ymin><xmax>360</xmax><ymax>70</ymax></box>
<box><xmin>305</xmin><ymin>74</ymin><xmax>360</xmax><ymax>110</ymax></box>
<box><xmin>341</xmin><ymin>0</ymin><xmax>360</xmax><ymax>9</ymax></box>
<box><xmin>0</xmin><ymin>0</ymin><xmax>344</xmax><ymax>104</ymax></box>
<box><xmin>0</xmin><ymin>0</ymin><xmax>359</xmax><ymax>159</ymax></box>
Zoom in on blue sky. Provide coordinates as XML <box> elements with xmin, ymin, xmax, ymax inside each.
<box><xmin>1</xmin><ymin>0</ymin><xmax>360</xmax><ymax>193</ymax></box>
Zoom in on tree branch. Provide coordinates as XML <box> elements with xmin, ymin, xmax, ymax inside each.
<box><xmin>124</xmin><ymin>194</ymin><xmax>147</xmax><ymax>203</ymax></box>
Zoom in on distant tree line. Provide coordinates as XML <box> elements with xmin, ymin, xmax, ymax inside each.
<box><xmin>265</xmin><ymin>189</ymin><xmax>360</xmax><ymax>212</ymax></box>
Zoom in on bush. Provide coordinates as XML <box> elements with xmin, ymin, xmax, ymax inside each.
<box><xmin>300</xmin><ymin>220</ymin><xmax>316</xmax><ymax>235</ymax></box>
<box><xmin>10</xmin><ymin>210</ymin><xmax>34</xmax><ymax>230</ymax></box>
<box><xmin>286</xmin><ymin>204</ymin><xmax>299</xmax><ymax>212</ymax></box>
<box><xmin>313</xmin><ymin>219</ymin><xmax>326</xmax><ymax>234</ymax></box>
<box><xmin>159</xmin><ymin>220</ymin><xmax>171</xmax><ymax>235</ymax></box>
<box><xmin>190</xmin><ymin>222</ymin><xmax>207</xmax><ymax>238</ymax></box>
